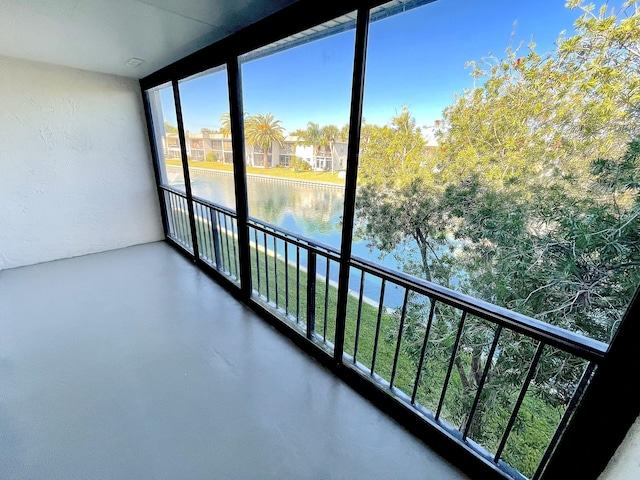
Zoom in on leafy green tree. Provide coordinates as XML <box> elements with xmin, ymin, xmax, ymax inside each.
<box><xmin>245</xmin><ymin>113</ymin><xmax>285</xmax><ymax>169</ymax></box>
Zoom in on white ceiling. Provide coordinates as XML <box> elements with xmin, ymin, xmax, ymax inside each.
<box><xmin>0</xmin><ymin>0</ymin><xmax>299</xmax><ymax>79</ymax></box>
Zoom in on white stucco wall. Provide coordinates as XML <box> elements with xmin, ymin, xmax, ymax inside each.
<box><xmin>0</xmin><ymin>55</ymin><xmax>163</xmax><ymax>270</ymax></box>
<box><xmin>599</xmin><ymin>415</ymin><xmax>640</xmax><ymax>480</ymax></box>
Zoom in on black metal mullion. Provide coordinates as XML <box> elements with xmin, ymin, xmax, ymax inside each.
<box><xmin>436</xmin><ymin>310</ymin><xmax>468</xmax><ymax>420</ymax></box>
<box><xmin>172</xmin><ymin>81</ymin><xmax>199</xmax><ymax>259</ymax></box>
<box><xmin>227</xmin><ymin>58</ymin><xmax>251</xmax><ymax>298</ymax></box>
<box><xmin>463</xmin><ymin>325</ymin><xmax>503</xmax><ymax>441</ymax></box>
<box><xmin>334</xmin><ymin>7</ymin><xmax>370</xmax><ymax>364</ymax></box>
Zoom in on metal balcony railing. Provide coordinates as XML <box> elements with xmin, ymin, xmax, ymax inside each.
<box><xmin>159</xmin><ymin>186</ymin><xmax>608</xmax><ymax>480</ymax></box>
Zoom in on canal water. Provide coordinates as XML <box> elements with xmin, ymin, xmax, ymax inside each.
<box><xmin>188</xmin><ymin>170</ymin><xmax>410</xmax><ymax>307</ymax></box>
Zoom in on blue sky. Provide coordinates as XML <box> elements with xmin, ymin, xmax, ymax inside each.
<box><xmin>164</xmin><ymin>0</ymin><xmax>609</xmax><ymax>133</ymax></box>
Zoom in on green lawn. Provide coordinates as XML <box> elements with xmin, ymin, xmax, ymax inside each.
<box><xmin>165</xmin><ymin>159</ymin><xmax>345</xmax><ymax>185</ymax></box>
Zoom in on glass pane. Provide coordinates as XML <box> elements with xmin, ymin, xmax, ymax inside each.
<box><xmin>239</xmin><ymin>13</ymin><xmax>356</xmax><ymax>249</ymax></box>
<box><xmin>353</xmin><ymin>0</ymin><xmax>635</xmax><ymax>477</ymax></box>
<box><xmin>178</xmin><ymin>65</ymin><xmax>236</xmax><ymax>212</ymax></box>
<box><xmin>146</xmin><ymin>82</ymin><xmax>185</xmax><ymax>191</ymax></box>
<box><xmin>356</xmin><ymin>0</ymin><xmax>636</xmax><ymax>341</ymax></box>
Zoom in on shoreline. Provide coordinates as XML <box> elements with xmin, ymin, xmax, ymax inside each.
<box><xmin>167</xmin><ymin>164</ymin><xmax>345</xmax><ymax>190</ymax></box>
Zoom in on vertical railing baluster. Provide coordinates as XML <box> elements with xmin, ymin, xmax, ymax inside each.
<box><xmin>353</xmin><ymin>269</ymin><xmax>366</xmax><ymax>364</ymax></box>
<box><xmin>216</xmin><ymin>212</ymin><xmax>225</xmax><ymax>270</ymax></box>
<box><xmin>184</xmin><ymin>198</ymin><xmax>193</xmax><ymax>248</ymax></box>
<box><xmin>296</xmin><ymin>245</ymin><xmax>300</xmax><ymax>322</ymax></box>
<box><xmin>231</xmin><ymin>218</ymin><xmax>238</xmax><ymax>278</ymax></box>
<box><xmin>223</xmin><ymin>214</ymin><xmax>233</xmax><ymax>274</ymax></box>
<box><xmin>172</xmin><ymin>194</ymin><xmax>180</xmax><ymax>242</ymax></box>
<box><xmin>195</xmin><ymin>203</ymin><xmax>205</xmax><ymax>259</ymax></box>
<box><xmin>306</xmin><ymin>251</ymin><xmax>317</xmax><ymax>340</ymax></box>
<box><xmin>285</xmin><ymin>241</ymin><xmax>289</xmax><ymax>316</ymax></box>
<box><xmin>273</xmin><ymin>236</ymin><xmax>279</xmax><ymax>308</ymax></box>
<box><xmin>494</xmin><ymin>343</ymin><xmax>545</xmax><ymax>462</ymax></box>
<box><xmin>210</xmin><ymin>207</ymin><xmax>222</xmax><ymax>268</ymax></box>
<box><xmin>390</xmin><ymin>288</ymin><xmax>410</xmax><ymax>389</ymax></box>
<box><xmin>411</xmin><ymin>299</ymin><xmax>437</xmax><ymax>404</ymax></box>
<box><xmin>463</xmin><ymin>325</ymin><xmax>503</xmax><ymax>441</ymax></box>
<box><xmin>254</xmin><ymin>228</ymin><xmax>261</xmax><ymax>295</ymax></box>
<box><xmin>167</xmin><ymin>193</ymin><xmax>177</xmax><ymax>239</ymax></box>
<box><xmin>370</xmin><ymin>279</ymin><xmax>387</xmax><ymax>375</ymax></box>
<box><xmin>195</xmin><ymin>202</ymin><xmax>211</xmax><ymax>260</ymax></box>
<box><xmin>533</xmin><ymin>362</ymin><xmax>596</xmax><ymax>480</ymax></box>
<box><xmin>323</xmin><ymin>257</ymin><xmax>330</xmax><ymax>342</ymax></box>
<box><xmin>203</xmin><ymin>205</ymin><xmax>212</xmax><ymax>262</ymax></box>
<box><xmin>178</xmin><ymin>196</ymin><xmax>188</xmax><ymax>245</ymax></box>
<box><xmin>170</xmin><ymin>194</ymin><xmax>180</xmax><ymax>242</ymax></box>
<box><xmin>263</xmin><ymin>231</ymin><xmax>270</xmax><ymax>302</ymax></box>
<box><xmin>436</xmin><ymin>310</ymin><xmax>468</xmax><ymax>420</ymax></box>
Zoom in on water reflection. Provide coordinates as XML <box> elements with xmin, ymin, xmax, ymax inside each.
<box><xmin>191</xmin><ymin>173</ymin><xmax>344</xmax><ymax>247</ymax></box>
<box><xmin>189</xmin><ymin>170</ymin><xmax>405</xmax><ymax>306</ymax></box>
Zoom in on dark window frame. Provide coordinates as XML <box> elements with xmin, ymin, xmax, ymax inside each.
<box><xmin>140</xmin><ymin>1</ymin><xmax>640</xmax><ymax>478</ymax></box>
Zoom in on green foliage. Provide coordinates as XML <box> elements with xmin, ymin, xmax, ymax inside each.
<box><xmin>205</xmin><ymin>152</ymin><xmax>218</xmax><ymax>163</ymax></box>
<box><xmin>290</xmin><ymin>156</ymin><xmax>311</xmax><ymax>172</ymax></box>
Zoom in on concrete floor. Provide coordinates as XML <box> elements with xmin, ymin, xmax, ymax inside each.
<box><xmin>0</xmin><ymin>242</ymin><xmax>467</xmax><ymax>480</ymax></box>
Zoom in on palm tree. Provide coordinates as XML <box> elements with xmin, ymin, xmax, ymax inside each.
<box><xmin>301</xmin><ymin>122</ymin><xmax>325</xmax><ymax>170</ymax></box>
<box><xmin>219</xmin><ymin>112</ymin><xmax>231</xmax><ymax>138</ymax></box>
<box><xmin>245</xmin><ymin>113</ymin><xmax>285</xmax><ymax>168</ymax></box>
<box><xmin>321</xmin><ymin>124</ymin><xmax>339</xmax><ymax>172</ymax></box>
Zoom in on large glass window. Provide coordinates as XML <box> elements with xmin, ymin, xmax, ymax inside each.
<box><xmin>178</xmin><ymin>66</ymin><xmax>236</xmax><ymax>212</ymax></box>
<box><xmin>239</xmin><ymin>13</ymin><xmax>357</xmax><ymax>346</ymax></box>
<box><xmin>239</xmin><ymin>15</ymin><xmax>356</xmax><ymax>245</ymax></box>
<box><xmin>146</xmin><ymin>82</ymin><xmax>185</xmax><ymax>191</ymax></box>
<box><xmin>176</xmin><ymin>66</ymin><xmax>240</xmax><ymax>281</ymax></box>
<box><xmin>344</xmin><ymin>0</ymin><xmax>637</xmax><ymax>476</ymax></box>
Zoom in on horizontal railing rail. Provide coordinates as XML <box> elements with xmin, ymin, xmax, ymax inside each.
<box><xmin>350</xmin><ymin>255</ymin><xmax>609</xmax><ymax>362</ymax></box>
<box><xmin>191</xmin><ymin>193</ymin><xmax>237</xmax><ymax>218</ymax></box>
<box><xmin>248</xmin><ymin>217</ymin><xmax>341</xmax><ymax>261</ymax></box>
